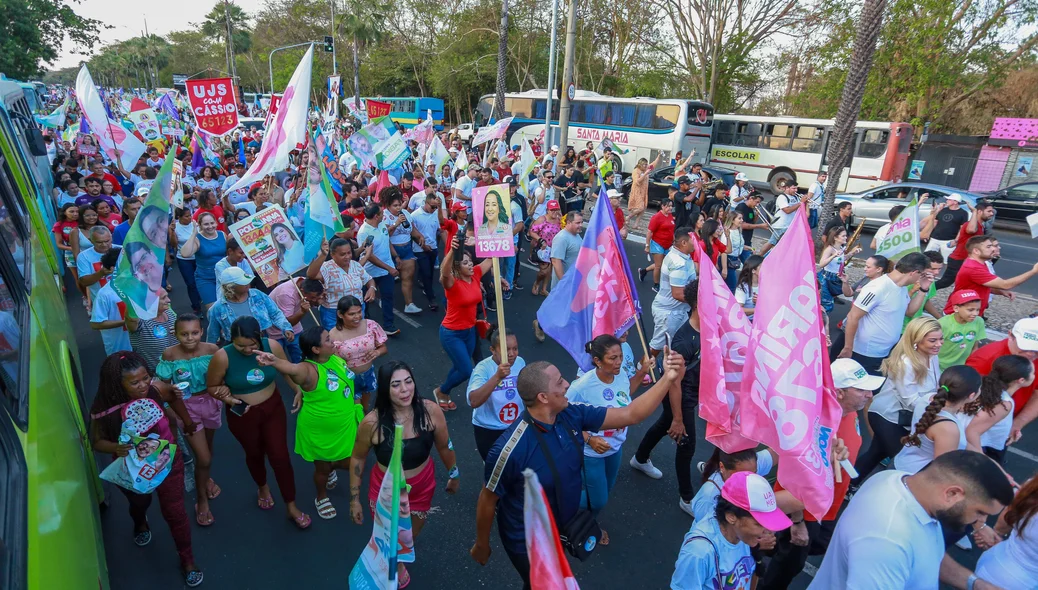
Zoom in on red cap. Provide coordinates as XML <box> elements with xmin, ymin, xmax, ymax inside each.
<box><xmin>450</xmin><ymin>201</ymin><xmax>467</xmax><ymax>212</ymax></box>
<box><xmin>948</xmin><ymin>289</ymin><xmax>982</xmax><ymax>306</ymax></box>
<box><xmin>546</xmin><ymin>200</ymin><xmax>561</xmax><ymax>211</ymax></box>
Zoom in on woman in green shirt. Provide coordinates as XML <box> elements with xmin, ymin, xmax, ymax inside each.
<box><xmin>255</xmin><ymin>326</ymin><xmax>365</xmax><ymax>520</ymax></box>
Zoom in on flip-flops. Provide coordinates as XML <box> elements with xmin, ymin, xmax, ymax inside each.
<box><xmin>195</xmin><ymin>505</ymin><xmax>214</xmax><ymax>527</ymax></box>
<box><xmin>290</xmin><ymin>512</ymin><xmax>312</xmax><ymax>529</ymax></box>
<box><xmin>315</xmin><ymin>497</ymin><xmax>337</xmax><ymax>520</ymax></box>
<box><xmin>398</xmin><ymin>566</ymin><xmax>410</xmax><ymax>589</ymax></box>
<box><xmin>257</xmin><ymin>493</ymin><xmax>275</xmax><ymax>510</ymax></box>
<box><xmin>206</xmin><ymin>479</ymin><xmax>221</xmax><ymax>499</ymax></box>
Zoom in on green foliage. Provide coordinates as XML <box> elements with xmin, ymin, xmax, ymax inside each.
<box><xmin>0</xmin><ymin>0</ymin><xmax>104</xmax><ymax>79</ymax></box>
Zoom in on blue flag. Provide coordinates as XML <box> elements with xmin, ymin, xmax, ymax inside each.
<box><xmin>535</xmin><ymin>187</ymin><xmax>641</xmax><ymax>370</ymax></box>
<box><xmin>238</xmin><ymin>136</ymin><xmax>247</xmax><ymax>165</ymax></box>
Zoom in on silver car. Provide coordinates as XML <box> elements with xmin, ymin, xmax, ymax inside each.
<box><xmin>834</xmin><ymin>182</ymin><xmax>981</xmax><ymax>228</ymax></box>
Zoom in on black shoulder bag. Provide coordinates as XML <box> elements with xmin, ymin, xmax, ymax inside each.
<box><xmin>523</xmin><ymin>412</ymin><xmax>601</xmax><ymax>561</ymax></box>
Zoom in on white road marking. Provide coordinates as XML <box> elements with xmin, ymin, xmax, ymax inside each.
<box><xmin>1008</xmin><ymin>446</ymin><xmax>1038</xmax><ymax>463</ymax></box>
<box><xmin>393</xmin><ymin>308</ymin><xmax>422</xmax><ymax>328</ymax></box>
<box><xmin>520</xmin><ymin>262</ymin><xmax>540</xmax><ymax>272</ymax></box>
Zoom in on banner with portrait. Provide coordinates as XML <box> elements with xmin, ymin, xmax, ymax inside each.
<box><xmin>473</xmin><ymin>183</ymin><xmax>515</xmax><ymax>257</ymax></box>
<box><xmin>229</xmin><ymin>205</ymin><xmax>306</xmax><ymax>287</ymax></box>
<box><xmin>100</xmin><ymin>433</ymin><xmax>178</xmax><ymax>494</ymax></box>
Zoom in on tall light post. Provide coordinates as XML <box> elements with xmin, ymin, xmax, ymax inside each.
<box><xmin>543</xmin><ymin>0</ymin><xmax>559</xmax><ymax>147</ymax></box>
<box><xmin>269</xmin><ymin>42</ymin><xmax>317</xmax><ymax>92</ymax></box>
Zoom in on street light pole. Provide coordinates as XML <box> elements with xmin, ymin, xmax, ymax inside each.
<box><xmin>557</xmin><ymin>0</ymin><xmax>577</xmax><ymax>156</ymax></box>
<box><xmin>330</xmin><ymin>0</ymin><xmax>338</xmax><ymax>75</ymax></box>
<box><xmin>269</xmin><ymin>42</ymin><xmax>318</xmax><ymax>93</ymax></box>
<box><xmin>543</xmin><ymin>0</ymin><xmax>559</xmax><ymax>147</ymax></box>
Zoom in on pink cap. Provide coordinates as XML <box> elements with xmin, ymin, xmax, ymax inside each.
<box><xmin>721</xmin><ymin>471</ymin><xmax>793</xmax><ymax>532</ymax></box>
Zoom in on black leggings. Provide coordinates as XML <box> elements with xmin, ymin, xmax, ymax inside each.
<box><xmin>853</xmin><ymin>413</ymin><xmax>908</xmax><ymax>485</ymax></box>
<box><xmin>473</xmin><ymin>425</ymin><xmax>505</xmax><ymax>463</ymax></box>
<box><xmin>634</xmin><ymin>395</ymin><xmax>698</xmax><ymax>502</ymax></box>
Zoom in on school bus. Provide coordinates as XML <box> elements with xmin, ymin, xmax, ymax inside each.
<box><xmin>0</xmin><ymin>81</ymin><xmax>109</xmax><ymax>588</ymax></box>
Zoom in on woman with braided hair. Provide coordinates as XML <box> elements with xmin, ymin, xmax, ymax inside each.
<box><xmin>894</xmin><ymin>364</ymin><xmax>981</xmax><ymax>475</ymax></box>
<box><xmin>965</xmin><ymin>354</ymin><xmax>1035</xmax><ymax>463</ymax></box>
<box><xmin>88</xmin><ymin>351</ymin><xmax>204</xmax><ymax>587</ymax></box>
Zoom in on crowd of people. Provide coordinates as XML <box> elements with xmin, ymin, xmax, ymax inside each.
<box><xmin>38</xmin><ymin>86</ymin><xmax>1038</xmax><ymax>590</ymax></box>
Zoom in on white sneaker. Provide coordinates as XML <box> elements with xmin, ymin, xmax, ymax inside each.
<box><xmin>955</xmin><ymin>536</ymin><xmax>972</xmax><ymax>551</ymax></box>
<box><xmin>629</xmin><ymin>457</ymin><xmax>663</xmax><ymax>479</ymax></box>
<box><xmin>679</xmin><ymin>498</ymin><xmax>695</xmax><ymax>518</ymax></box>
<box><xmin>404</xmin><ymin>303</ymin><xmax>422</xmax><ymax>314</ymax></box>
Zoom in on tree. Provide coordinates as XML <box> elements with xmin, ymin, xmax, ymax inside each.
<box><xmin>201</xmin><ymin>1</ymin><xmax>252</xmax><ymax>77</ymax></box>
<box><xmin>818</xmin><ymin>0</ymin><xmax>887</xmax><ymax>239</ymax></box>
<box><xmin>0</xmin><ymin>0</ymin><xmax>103</xmax><ymax>79</ymax></box>
<box><xmin>338</xmin><ymin>0</ymin><xmax>391</xmax><ymax>109</ymax></box>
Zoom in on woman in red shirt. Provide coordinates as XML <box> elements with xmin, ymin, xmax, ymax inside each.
<box><xmin>433</xmin><ymin>233</ymin><xmax>498</xmax><ymax>411</ymax></box>
<box><xmin>640</xmin><ymin>199</ymin><xmax>675</xmax><ymax>289</ymax></box>
<box><xmin>698</xmin><ymin>218</ymin><xmax>728</xmax><ymax>274</ymax></box>
<box><xmin>192</xmin><ymin>189</ymin><xmax>226</xmax><ymax>231</ymax></box>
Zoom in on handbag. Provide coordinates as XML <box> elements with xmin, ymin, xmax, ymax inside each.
<box><xmin>523</xmin><ymin>412</ymin><xmax>601</xmax><ymax>561</ymax></box>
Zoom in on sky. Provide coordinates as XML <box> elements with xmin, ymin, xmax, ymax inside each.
<box><xmin>51</xmin><ymin>0</ymin><xmax>222</xmax><ymax>70</ymax></box>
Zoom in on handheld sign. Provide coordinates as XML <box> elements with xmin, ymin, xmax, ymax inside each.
<box><xmin>229</xmin><ymin>205</ymin><xmax>306</xmax><ymax>287</ymax></box>
<box><xmin>185</xmin><ymin>77</ymin><xmax>239</xmax><ymax>137</ymax></box>
<box><xmin>874</xmin><ymin>195</ymin><xmax>921</xmax><ymax>262</ymax></box>
<box><xmin>473</xmin><ymin>183</ymin><xmax>515</xmax><ymax>353</ymax></box>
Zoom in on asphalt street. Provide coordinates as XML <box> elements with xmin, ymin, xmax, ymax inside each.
<box><xmin>69</xmin><ymin>229</ymin><xmax>1038</xmax><ymax>590</ymax></box>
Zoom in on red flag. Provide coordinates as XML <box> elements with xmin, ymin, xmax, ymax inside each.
<box><xmin>694</xmin><ymin>238</ymin><xmax>758</xmax><ymax>453</ymax></box>
<box><xmin>523</xmin><ymin>469</ymin><xmax>580</xmax><ymax>590</ymax></box>
<box><xmin>739</xmin><ymin>208</ymin><xmax>843</xmax><ymax>520</ymax></box>
<box><xmin>371</xmin><ymin>170</ymin><xmax>392</xmax><ymax>204</ymax></box>
<box><xmin>367</xmin><ymin>99</ymin><xmax>392</xmax><ymax>119</ymax></box>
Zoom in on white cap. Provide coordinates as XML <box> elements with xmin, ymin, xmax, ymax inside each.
<box><xmin>1012</xmin><ymin>318</ymin><xmax>1038</xmax><ymax>352</ymax></box>
<box><xmin>448</xmin><ymin>147</ymin><xmax>459</xmax><ymax>154</ymax></box>
<box><xmin>219</xmin><ymin>266</ymin><xmax>253</xmax><ymax>286</ymax></box>
<box><xmin>550</xmin><ymin>145</ymin><xmax>559</xmax><ymax>152</ymax></box>
<box><xmin>946</xmin><ymin>193</ymin><xmax>963</xmax><ymax>202</ymax></box>
<box><xmin>735</xmin><ymin>173</ymin><xmax>749</xmax><ymax>182</ymax></box>
<box><xmin>606</xmin><ymin>188</ymin><xmax>622</xmax><ymax>199</ymax></box>
<box><xmin>831</xmin><ymin>358</ymin><xmax>885</xmax><ymax>390</ymax></box>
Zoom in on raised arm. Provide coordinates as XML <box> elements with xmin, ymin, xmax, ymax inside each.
<box><xmin>600</xmin><ymin>350</ymin><xmax>684</xmax><ymax>430</ymax></box>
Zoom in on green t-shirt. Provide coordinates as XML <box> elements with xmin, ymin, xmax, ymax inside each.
<box><xmin>904</xmin><ymin>283</ymin><xmax>937</xmax><ymax>329</ymax></box>
<box><xmin>937</xmin><ymin>314</ymin><xmax>986</xmax><ymax>371</ymax></box>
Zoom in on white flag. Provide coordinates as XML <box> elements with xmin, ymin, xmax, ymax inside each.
<box><xmin>518</xmin><ymin>137</ymin><xmax>537</xmax><ymax>197</ymax></box>
<box><xmin>76</xmin><ymin>66</ymin><xmax>146</xmax><ymax>168</ymax></box>
<box><xmin>426</xmin><ymin>136</ymin><xmax>452</xmax><ymax>172</ymax></box>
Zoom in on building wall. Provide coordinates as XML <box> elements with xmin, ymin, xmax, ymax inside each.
<box><xmin>968</xmin><ymin>145</ymin><xmax>1011</xmax><ymax>193</ymax></box>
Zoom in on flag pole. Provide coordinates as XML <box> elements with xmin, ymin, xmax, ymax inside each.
<box><xmin>491</xmin><ymin>258</ymin><xmax>508</xmax><ymax>354</ymax></box>
<box><xmin>633</xmin><ymin>316</ymin><xmax>657</xmax><ymax>383</ymax></box>
<box><xmin>290</xmin><ymin>273</ymin><xmax>320</xmax><ymax>324</ymax></box>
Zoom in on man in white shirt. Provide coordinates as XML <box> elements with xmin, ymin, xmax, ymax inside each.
<box><xmin>806</xmin><ymin>171</ymin><xmax>827</xmax><ymax>229</ymax></box>
<box><xmin>222</xmin><ymin>162</ymin><xmax>251</xmax><ymax>205</ymax></box>
<box><xmin>727</xmin><ymin>173</ymin><xmax>752</xmax><ymax>210</ymax></box>
<box><xmin>759</xmin><ymin>183</ymin><xmax>808</xmax><ymax>256</ymax></box>
<box><xmin>77</xmin><ymin>225</ymin><xmax>115</xmax><ymax>302</ymax></box>
<box><xmin>649</xmin><ymin>227</ymin><xmax>697</xmax><ymax>357</ymax></box>
<box><xmin>88</xmin><ymin>248</ymin><xmax>131</xmax><ymax>355</ymax></box>
<box><xmin>837</xmin><ymin>252</ymin><xmax>930</xmax><ymax>374</ymax></box>
<box><xmin>411</xmin><ymin>193</ymin><xmax>444</xmax><ymax>311</ymax></box>
<box><xmin>453</xmin><ymin>166</ymin><xmax>479</xmax><ymax>213</ymax></box>
<box><xmin>809</xmin><ymin>450</ymin><xmax>1012</xmax><ymax>590</ymax></box>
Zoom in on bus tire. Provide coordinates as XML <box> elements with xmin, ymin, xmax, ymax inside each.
<box><xmin>768</xmin><ymin>170</ymin><xmax>796</xmax><ymax>194</ymax></box>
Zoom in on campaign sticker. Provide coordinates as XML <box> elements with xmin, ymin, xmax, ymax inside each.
<box><xmin>246</xmin><ymin>369</ymin><xmax>265</xmax><ymax>385</ymax></box>
<box><xmin>153</xmin><ymin>324</ymin><xmax>168</xmax><ymax>339</ymax></box>
<box><xmin>602</xmin><ymin>388</ymin><xmax>614</xmax><ymax>401</ymax></box>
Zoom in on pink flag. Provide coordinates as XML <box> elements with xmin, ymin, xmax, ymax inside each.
<box><xmin>694</xmin><ymin>240</ymin><xmax>758</xmax><ymax>453</ymax></box>
<box><xmin>739</xmin><ymin>208</ymin><xmax>842</xmax><ymax>520</ymax></box>
<box><xmin>371</xmin><ymin>170</ymin><xmax>392</xmax><ymax>204</ymax></box>
<box><xmin>523</xmin><ymin>469</ymin><xmax>580</xmax><ymax>590</ymax></box>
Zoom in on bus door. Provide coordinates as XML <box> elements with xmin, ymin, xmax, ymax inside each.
<box><xmin>820</xmin><ymin>128</ymin><xmax>855</xmax><ymax>192</ymax></box>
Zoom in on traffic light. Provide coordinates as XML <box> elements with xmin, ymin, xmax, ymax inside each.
<box><xmin>324</xmin><ymin>36</ymin><xmax>334</xmax><ymax>52</ymax></box>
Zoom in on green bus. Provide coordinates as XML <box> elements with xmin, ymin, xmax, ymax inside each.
<box><xmin>0</xmin><ymin>81</ymin><xmax>109</xmax><ymax>589</ymax></box>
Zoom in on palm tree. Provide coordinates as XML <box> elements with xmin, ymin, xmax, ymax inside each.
<box><xmin>817</xmin><ymin>0</ymin><xmax>887</xmax><ymax>239</ymax></box>
<box><xmin>338</xmin><ymin>1</ymin><xmax>390</xmax><ymax>111</ymax></box>
<box><xmin>201</xmin><ymin>1</ymin><xmax>252</xmax><ymax>78</ymax></box>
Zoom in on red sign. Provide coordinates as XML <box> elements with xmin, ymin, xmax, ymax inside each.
<box><xmin>264</xmin><ymin>93</ymin><xmax>282</xmax><ymax>128</ymax></box>
<box><xmin>185</xmin><ymin>77</ymin><xmax>239</xmax><ymax>136</ymax></box>
<box><xmin>367</xmin><ymin>99</ymin><xmax>391</xmax><ymax>119</ymax></box>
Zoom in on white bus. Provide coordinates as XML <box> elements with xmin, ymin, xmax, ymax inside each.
<box><xmin>709</xmin><ymin>114</ymin><xmax>914</xmax><ymax>194</ymax></box>
<box><xmin>473</xmin><ymin>90</ymin><xmax>714</xmax><ymax>175</ymax></box>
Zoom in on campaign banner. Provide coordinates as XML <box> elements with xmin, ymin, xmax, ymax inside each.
<box><xmin>75</xmin><ymin>133</ymin><xmax>99</xmax><ymax>156</ymax></box>
<box><xmin>313</xmin><ymin>131</ymin><xmax>348</xmax><ymax>195</ymax></box>
<box><xmin>366</xmin><ymin>99</ymin><xmax>391</xmax><ymax>119</ymax></box>
<box><xmin>265</xmin><ymin>93</ymin><xmax>283</xmax><ymax>129</ymax></box>
<box><xmin>229</xmin><ymin>205</ymin><xmax>306</xmax><ymax>287</ymax></box>
<box><xmin>128</xmin><ymin>97</ymin><xmax>163</xmax><ymax>142</ymax></box>
<box><xmin>185</xmin><ymin>77</ymin><xmax>239</xmax><ymax>136</ymax></box>
<box><xmin>352</xmin><ymin>117</ymin><xmax>408</xmax><ymax>171</ymax></box>
<box><xmin>76</xmin><ymin>65</ymin><xmax>146</xmax><ymax>167</ymax></box>
<box><xmin>99</xmin><ymin>433</ymin><xmax>177</xmax><ymax>494</ymax></box>
<box><xmin>471</xmin><ymin>116</ymin><xmax>514</xmax><ymax>148</ymax></box>
<box><xmin>473</xmin><ymin>183</ymin><xmax>515</xmax><ymax>257</ymax></box>
<box><xmin>874</xmin><ymin>195</ymin><xmax>920</xmax><ymax>262</ymax></box>
<box><xmin>171</xmin><ymin>160</ymin><xmax>184</xmax><ymax>209</ymax></box>
<box><xmin>328</xmin><ymin>75</ymin><xmax>342</xmax><ymax>99</ymax></box>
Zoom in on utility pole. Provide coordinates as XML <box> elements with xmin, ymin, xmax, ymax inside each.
<box><xmin>330</xmin><ymin>0</ymin><xmax>338</xmax><ymax>75</ymax></box>
<box><xmin>353</xmin><ymin>34</ymin><xmax>361</xmax><ymax>112</ymax></box>
<box><xmin>543</xmin><ymin>0</ymin><xmax>559</xmax><ymax>147</ymax></box>
<box><xmin>224</xmin><ymin>0</ymin><xmax>237</xmax><ymax>81</ymax></box>
<box><xmin>493</xmin><ymin>0</ymin><xmax>508</xmax><ymax>117</ymax></box>
<box><xmin>557</xmin><ymin>0</ymin><xmax>577</xmax><ymax>156</ymax></box>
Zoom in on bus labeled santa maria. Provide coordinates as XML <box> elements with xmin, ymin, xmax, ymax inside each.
<box><xmin>473</xmin><ymin>90</ymin><xmax>714</xmax><ymax>175</ymax></box>
<box><xmin>709</xmin><ymin>114</ymin><xmax>913</xmax><ymax>194</ymax></box>
<box><xmin>0</xmin><ymin>81</ymin><xmax>109</xmax><ymax>589</ymax></box>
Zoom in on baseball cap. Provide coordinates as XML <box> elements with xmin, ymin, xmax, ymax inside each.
<box><xmin>948</xmin><ymin>289</ymin><xmax>982</xmax><ymax>307</ymax></box>
<box><xmin>831</xmin><ymin>358</ymin><xmax>885</xmax><ymax>391</ymax></box>
<box><xmin>735</xmin><ymin>172</ymin><xmax>749</xmax><ymax>182</ymax></box>
<box><xmin>550</xmin><ymin>145</ymin><xmax>559</xmax><ymax>152</ymax></box>
<box><xmin>721</xmin><ymin>472</ymin><xmax>792</xmax><ymax>532</ymax></box>
<box><xmin>946</xmin><ymin>193</ymin><xmax>963</xmax><ymax>202</ymax></box>
<box><xmin>511</xmin><ymin>144</ymin><xmax>520</xmax><ymax>151</ymax></box>
<box><xmin>1011</xmin><ymin>318</ymin><xmax>1038</xmax><ymax>352</ymax></box>
<box><xmin>606</xmin><ymin>188</ymin><xmax>622</xmax><ymax>200</ymax></box>
<box><xmin>450</xmin><ymin>201</ymin><xmax>467</xmax><ymax>212</ymax></box>
<box><xmin>677</xmin><ymin>175</ymin><xmax>691</xmax><ymax>185</ymax></box>
<box><xmin>504</xmin><ymin>175</ymin><xmax>518</xmax><ymax>187</ymax></box>
<box><xmin>546</xmin><ymin>200</ymin><xmax>561</xmax><ymax>211</ymax></box>
<box><xmin>448</xmin><ymin>147</ymin><xmax>459</xmax><ymax>154</ymax></box>
<box><xmin>219</xmin><ymin>266</ymin><xmax>253</xmax><ymax>286</ymax></box>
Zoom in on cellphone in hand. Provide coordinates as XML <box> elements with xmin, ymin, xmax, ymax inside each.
<box><xmin>363</xmin><ymin>235</ymin><xmax>375</xmax><ymax>248</ymax></box>
<box><xmin>229</xmin><ymin>401</ymin><xmax>248</xmax><ymax>417</ymax></box>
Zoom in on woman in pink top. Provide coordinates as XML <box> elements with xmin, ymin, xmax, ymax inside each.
<box><xmin>330</xmin><ymin>294</ymin><xmax>388</xmax><ymax>410</ymax></box>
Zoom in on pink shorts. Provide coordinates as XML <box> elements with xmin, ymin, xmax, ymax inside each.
<box><xmin>182</xmin><ymin>395</ymin><xmax>223</xmax><ymax>429</ymax></box>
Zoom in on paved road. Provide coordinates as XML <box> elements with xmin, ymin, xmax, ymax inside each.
<box><xmin>70</xmin><ymin>232</ymin><xmax>1038</xmax><ymax>590</ymax></box>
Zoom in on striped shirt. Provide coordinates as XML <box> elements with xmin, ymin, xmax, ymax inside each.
<box><xmin>129</xmin><ymin>310</ymin><xmax>178</xmax><ymax>372</ymax></box>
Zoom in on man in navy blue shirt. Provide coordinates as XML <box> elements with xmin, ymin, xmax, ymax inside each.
<box><xmin>470</xmin><ymin>351</ymin><xmax>686</xmax><ymax>587</ymax></box>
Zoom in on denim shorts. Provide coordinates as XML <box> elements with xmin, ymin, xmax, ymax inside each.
<box><xmin>649</xmin><ymin>240</ymin><xmax>669</xmax><ymax>255</ymax></box>
<box><xmin>393</xmin><ymin>243</ymin><xmax>415</xmax><ymax>261</ymax></box>
<box><xmin>768</xmin><ymin>228</ymin><xmax>787</xmax><ymax>246</ymax></box>
<box><xmin>355</xmin><ymin>366</ymin><xmax>378</xmax><ymax>394</ymax></box>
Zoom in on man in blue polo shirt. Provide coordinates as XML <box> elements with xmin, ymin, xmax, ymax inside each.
<box><xmin>470</xmin><ymin>351</ymin><xmax>686</xmax><ymax>587</ymax></box>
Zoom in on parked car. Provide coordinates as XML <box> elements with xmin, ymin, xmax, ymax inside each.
<box><xmin>982</xmin><ymin>181</ymin><xmax>1038</xmax><ymax>222</ymax></box>
<box><xmin>620</xmin><ymin>164</ymin><xmax>738</xmax><ymax>207</ymax></box>
<box><xmin>834</xmin><ymin>182</ymin><xmax>980</xmax><ymax>228</ymax></box>
<box><xmin>452</xmin><ymin>123</ymin><xmax>474</xmax><ymax>143</ymax></box>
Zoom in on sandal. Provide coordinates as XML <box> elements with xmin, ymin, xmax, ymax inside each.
<box><xmin>437</xmin><ymin>398</ymin><xmax>457</xmax><ymax>411</ymax></box>
<box><xmin>315</xmin><ymin>497</ymin><xmax>337</xmax><ymax>519</ymax></box>
<box><xmin>184</xmin><ymin>569</ymin><xmax>204</xmax><ymax>587</ymax></box>
<box><xmin>195</xmin><ymin>504</ymin><xmax>214</xmax><ymax>527</ymax></box>
<box><xmin>398</xmin><ymin>566</ymin><xmax>411</xmax><ymax>589</ymax></box>
<box><xmin>257</xmin><ymin>492</ymin><xmax>275</xmax><ymax>510</ymax></box>
<box><xmin>326</xmin><ymin>470</ymin><xmax>338</xmax><ymax>490</ymax></box>
<box><xmin>206</xmin><ymin>478</ymin><xmax>221</xmax><ymax>500</ymax></box>
<box><xmin>600</xmin><ymin>529</ymin><xmax>610</xmax><ymax>546</ymax></box>
<box><xmin>290</xmin><ymin>512</ymin><xmax>312</xmax><ymax>529</ymax></box>
<box><xmin>134</xmin><ymin>529</ymin><xmax>152</xmax><ymax>547</ymax></box>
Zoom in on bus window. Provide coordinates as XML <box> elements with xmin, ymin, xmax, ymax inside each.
<box><xmin>792</xmin><ymin>125</ymin><xmax>824</xmax><ymax>153</ymax></box>
<box><xmin>533</xmin><ymin>99</ymin><xmax>547</xmax><ymax>120</ymax></box>
<box><xmin>654</xmin><ymin>105</ymin><xmax>679</xmax><ymax>130</ymax></box>
<box><xmin>474</xmin><ymin>97</ymin><xmax>494</xmax><ymax>126</ymax></box>
<box><xmin>763</xmin><ymin>124</ymin><xmax>793</xmax><ymax>150</ymax></box>
<box><xmin>611</xmin><ymin>104</ymin><xmax>636</xmax><ymax>127</ymax></box>
<box><xmin>0</xmin><ymin>168</ymin><xmax>27</xmax><ymax>428</ymax></box>
<box><xmin>569</xmin><ymin>101</ymin><xmax>585</xmax><ymax>124</ymax></box>
<box><xmin>635</xmin><ymin>105</ymin><xmax>655</xmax><ymax>129</ymax></box>
<box><xmin>585</xmin><ymin>102</ymin><xmax>608</xmax><ymax>125</ymax></box>
<box><xmin>857</xmin><ymin>129</ymin><xmax>889</xmax><ymax>158</ymax></box>
<box><xmin>714</xmin><ymin>121</ymin><xmax>737</xmax><ymax>144</ymax></box>
<box><xmin>736</xmin><ymin>122</ymin><xmax>762</xmax><ymax>147</ymax></box>
<box><xmin>686</xmin><ymin>103</ymin><xmax>713</xmax><ymax>127</ymax></box>
<box><xmin>0</xmin><ymin>158</ymin><xmax>27</xmax><ymax>280</ymax></box>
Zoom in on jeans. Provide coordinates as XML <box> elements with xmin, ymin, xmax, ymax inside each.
<box><xmin>818</xmin><ymin>269</ymin><xmax>843</xmax><ymax>313</ymax></box>
<box><xmin>582</xmin><ymin>451</ymin><xmax>622</xmax><ymax>516</ymax></box>
<box><xmin>634</xmin><ymin>395</ymin><xmax>698</xmax><ymax>502</ymax></box>
<box><xmin>176</xmin><ymin>257</ymin><xmax>202</xmax><ymax>312</ymax></box>
<box><xmin>414</xmin><ymin>250</ymin><xmax>438</xmax><ymax>305</ymax></box>
<box><xmin>439</xmin><ymin>325</ymin><xmax>476</xmax><ymax>395</ymax></box>
<box><xmin>808</xmin><ymin>208</ymin><xmax>819</xmax><ymax>229</ymax></box>
<box><xmin>853</xmin><ymin>412</ymin><xmax>908</xmax><ymax>485</ymax></box>
<box><xmin>319</xmin><ymin>306</ymin><xmax>337</xmax><ymax>331</ymax></box>
<box><xmin>277</xmin><ymin>335</ymin><xmax>302</xmax><ymax>363</ymax></box>
<box><xmin>502</xmin><ymin>254</ymin><xmax>516</xmax><ymax>291</ymax></box>
<box><xmin>758</xmin><ymin>520</ymin><xmax>829</xmax><ymax>590</ymax></box>
<box><xmin>373</xmin><ymin>274</ymin><xmax>397</xmax><ymax>331</ymax></box>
